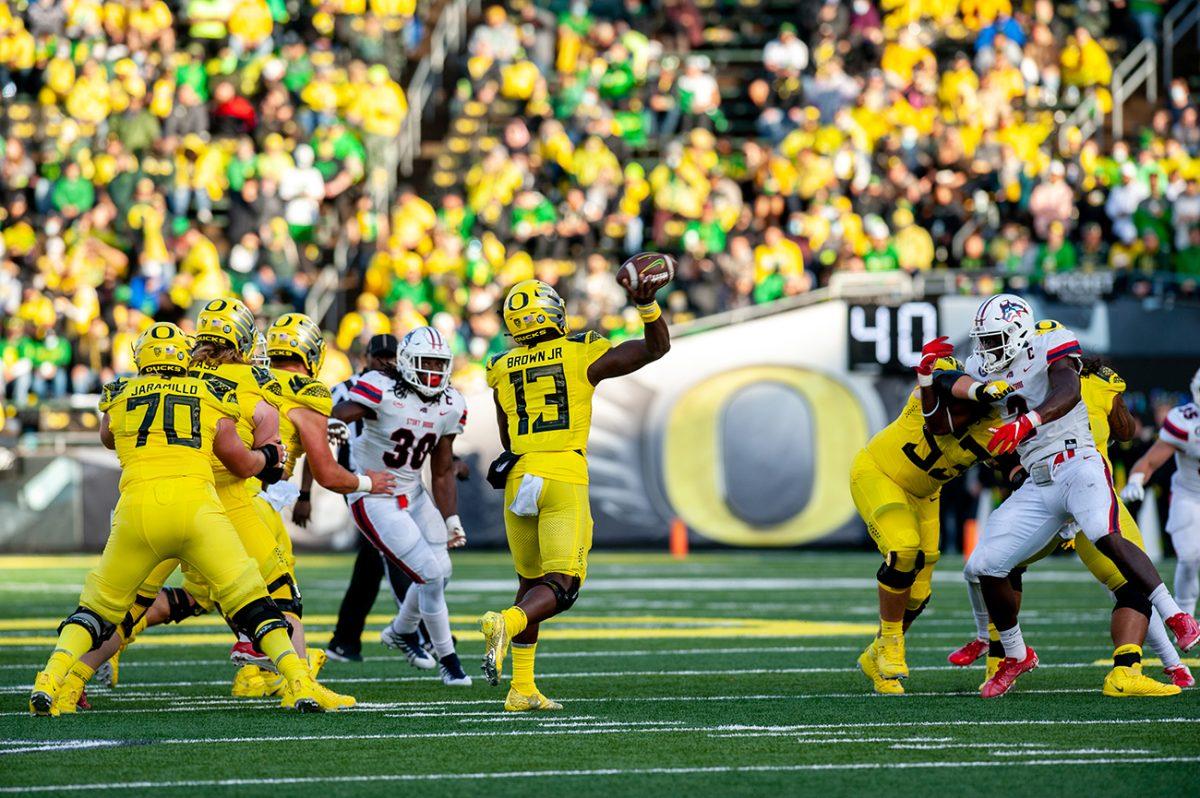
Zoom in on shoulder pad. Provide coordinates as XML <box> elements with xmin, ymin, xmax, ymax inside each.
<box><xmin>486</xmin><ymin>352</ymin><xmax>506</xmax><ymax>370</ymax></box>
<box><xmin>1035</xmin><ymin>319</ymin><xmax>1064</xmax><ymax>334</ymax></box>
<box><xmin>100</xmin><ymin>377</ymin><xmax>130</xmax><ymax>405</ymax></box>
<box><xmin>199</xmin><ymin>372</ymin><xmax>238</xmax><ymax>400</ymax></box>
<box><xmin>1096</xmin><ymin>365</ymin><xmax>1123</xmax><ymax>386</ymax></box>
<box><xmin>568</xmin><ymin>331</ymin><xmax>603</xmax><ymax>344</ymax></box>
<box><xmin>289</xmin><ymin>373</ymin><xmax>332</xmax><ymax>401</ymax></box>
<box><xmin>251</xmin><ymin>366</ymin><xmax>276</xmax><ymax>388</ymax></box>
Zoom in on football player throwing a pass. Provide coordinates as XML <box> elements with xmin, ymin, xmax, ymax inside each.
<box><xmin>478</xmin><ymin>270</ymin><xmax>670</xmax><ymax>711</ymax></box>
<box><xmin>962</xmin><ymin>295</ymin><xmax>1199</xmax><ymax>698</ymax></box>
<box><xmin>333</xmin><ymin>326</ymin><xmax>473</xmax><ymax>686</ymax></box>
<box><xmin>1123</xmin><ymin>368</ymin><xmax>1200</xmax><ymax>621</ymax></box>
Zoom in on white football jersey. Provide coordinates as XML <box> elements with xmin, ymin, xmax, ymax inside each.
<box><xmin>346</xmin><ymin>369</ymin><xmax>467</xmax><ymax>498</ymax></box>
<box><xmin>1161</xmin><ymin>403</ymin><xmax>1200</xmax><ymax>495</ymax></box>
<box><xmin>965</xmin><ymin>321</ymin><xmax>1091</xmax><ymax>466</ymax></box>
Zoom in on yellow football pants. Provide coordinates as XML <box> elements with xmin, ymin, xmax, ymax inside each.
<box><xmin>850</xmin><ymin>450</ymin><xmax>941</xmax><ymax>607</ymax></box>
<box><xmin>1021</xmin><ymin>498</ymin><xmax>1144</xmax><ymax>591</ymax></box>
<box><xmin>504</xmin><ymin>476</ymin><xmax>593</xmax><ymax>582</ymax></box>
<box><xmin>80</xmin><ymin>478</ymin><xmax>268</xmax><ymax>625</ymax></box>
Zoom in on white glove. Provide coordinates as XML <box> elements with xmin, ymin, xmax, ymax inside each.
<box><xmin>445</xmin><ymin>514</ymin><xmax>467</xmax><ymax>549</ymax></box>
<box><xmin>327</xmin><ymin>419</ymin><xmax>350</xmax><ymax>446</ymax></box>
<box><xmin>259</xmin><ymin>481</ymin><xmax>301</xmax><ymax>512</ymax></box>
<box><xmin>1121</xmin><ymin>472</ymin><xmax>1146</xmax><ymax>503</ymax></box>
<box><xmin>1058</xmin><ymin>519</ymin><xmax>1081</xmax><ymax>541</ymax></box>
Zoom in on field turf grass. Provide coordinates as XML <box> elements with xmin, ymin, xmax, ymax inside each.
<box><xmin>0</xmin><ymin>550</ymin><xmax>1197</xmax><ymax>796</ymax></box>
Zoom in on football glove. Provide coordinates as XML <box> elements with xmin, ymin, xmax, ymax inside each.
<box><xmin>327</xmin><ymin>419</ymin><xmax>351</xmax><ymax>446</ymax></box>
<box><xmin>970</xmin><ymin>380</ymin><xmax>1014</xmax><ymax>403</ymax></box>
<box><xmin>987</xmin><ymin>412</ymin><xmax>1041</xmax><ymax>455</ymax></box>
<box><xmin>446</xmin><ymin>515</ymin><xmax>467</xmax><ymax>549</ymax></box>
<box><xmin>915</xmin><ymin>336</ymin><xmax>954</xmax><ymax>386</ymax></box>
<box><xmin>1121</xmin><ymin>472</ymin><xmax>1147</xmax><ymax>503</ymax></box>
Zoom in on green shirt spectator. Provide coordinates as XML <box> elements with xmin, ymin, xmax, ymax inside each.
<box><xmin>50</xmin><ymin>164</ymin><xmax>95</xmax><ymax>217</ymax></box>
<box><xmin>863</xmin><ymin>244</ymin><xmax>901</xmax><ymax>272</ymax></box>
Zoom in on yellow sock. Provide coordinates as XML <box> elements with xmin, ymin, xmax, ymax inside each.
<box><xmin>879</xmin><ymin>619</ymin><xmax>903</xmax><ymax>637</ymax></box>
<box><xmin>988</xmin><ymin>623</ymin><xmax>1000</xmax><ymax>642</ymax></box>
<box><xmin>1114</xmin><ymin>643</ymin><xmax>1142</xmax><ymax>667</ymax></box>
<box><xmin>70</xmin><ymin>660</ymin><xmax>95</xmax><ymax>684</ymax></box>
<box><xmin>43</xmin><ymin>624</ymin><xmax>95</xmax><ymax>680</ymax></box>
<box><xmin>501</xmin><ymin>606</ymin><xmax>528</xmax><ymax>638</ymax></box>
<box><xmin>511</xmin><ymin>642</ymin><xmax>537</xmax><ymax>694</ymax></box>
<box><xmin>257</xmin><ymin>627</ymin><xmax>309</xmax><ymax>682</ymax></box>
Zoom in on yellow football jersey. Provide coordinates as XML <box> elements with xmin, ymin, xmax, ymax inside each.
<box><xmin>486</xmin><ymin>331</ymin><xmax>612</xmax><ymax>485</ymax></box>
<box><xmin>863</xmin><ymin>390</ymin><xmax>999</xmax><ymax>498</ymax></box>
<box><xmin>99</xmin><ymin>373</ymin><xmax>240</xmax><ymax>491</ymax></box>
<box><xmin>189</xmin><ymin>362</ymin><xmax>281</xmax><ymax>486</ymax></box>
<box><xmin>273</xmin><ymin>369</ymin><xmax>333</xmax><ymax>478</ymax></box>
<box><xmin>1080</xmin><ymin>367</ymin><xmax>1125</xmax><ymax>465</ymax></box>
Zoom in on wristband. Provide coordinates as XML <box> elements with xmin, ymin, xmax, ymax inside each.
<box><xmin>1026</xmin><ymin>410</ymin><xmax>1043</xmax><ymax>428</ymax></box>
<box><xmin>968</xmin><ymin>382</ymin><xmax>984</xmax><ymax>401</ymax></box>
<box><xmin>255</xmin><ymin>445</ymin><xmax>281</xmax><ymax>469</ymax></box>
<box><xmin>298</xmin><ymin>490</ymin><xmax>311</xmax><ymax>501</ymax></box>
<box><xmin>445</xmin><ymin>514</ymin><xmax>463</xmax><ymax>532</ymax></box>
<box><xmin>917</xmin><ymin>371</ymin><xmax>933</xmax><ymax>387</ymax></box>
<box><xmin>636</xmin><ymin>302</ymin><xmax>661</xmax><ymax>323</ymax></box>
<box><xmin>357</xmin><ymin>474</ymin><xmax>373</xmax><ymax>493</ymax></box>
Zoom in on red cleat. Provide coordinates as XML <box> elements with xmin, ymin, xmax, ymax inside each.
<box><xmin>76</xmin><ymin>689</ymin><xmax>91</xmax><ymax>710</ymax></box>
<box><xmin>1166</xmin><ymin>613</ymin><xmax>1200</xmax><ymax>652</ymax></box>
<box><xmin>230</xmin><ymin>640</ymin><xmax>275</xmax><ymax>670</ymax></box>
<box><xmin>1165</xmin><ymin>664</ymin><xmax>1195</xmax><ymax>688</ymax></box>
<box><xmin>948</xmin><ymin>638</ymin><xmax>989</xmax><ymax>667</ymax></box>
<box><xmin>980</xmin><ymin>647</ymin><xmax>1038</xmax><ymax>699</ymax></box>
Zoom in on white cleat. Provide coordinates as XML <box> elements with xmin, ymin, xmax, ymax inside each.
<box><xmin>381</xmin><ymin>626</ymin><xmax>436</xmax><ymax>670</ymax></box>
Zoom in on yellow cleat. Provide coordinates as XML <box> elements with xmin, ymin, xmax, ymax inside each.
<box><xmin>231</xmin><ymin>665</ymin><xmax>272</xmax><ymax>698</ymax></box>
<box><xmin>307</xmin><ymin>649</ymin><xmax>327</xmax><ymax>679</ymax></box>
<box><xmin>280</xmin><ymin>676</ymin><xmax>356</xmax><ymax>711</ymax></box>
<box><xmin>980</xmin><ymin>656</ymin><xmax>1002</xmax><ymax>690</ymax></box>
<box><xmin>53</xmin><ymin>674</ymin><xmax>88</xmax><ymax>715</ymax></box>
<box><xmin>874</xmin><ymin>634</ymin><xmax>909</xmax><ymax>680</ymax></box>
<box><xmin>504</xmin><ymin>687</ymin><xmax>563</xmax><ymax>712</ymax></box>
<box><xmin>1103</xmin><ymin>664</ymin><xmax>1182</xmax><ymax>697</ymax></box>
<box><xmin>264</xmin><ymin>671</ymin><xmax>287</xmax><ymax>697</ymax></box>
<box><xmin>858</xmin><ymin>641</ymin><xmax>904</xmax><ymax>695</ymax></box>
<box><xmin>479</xmin><ymin>611</ymin><xmax>510</xmax><ymax>687</ymax></box>
<box><xmin>29</xmin><ymin>672</ymin><xmax>61</xmax><ymax>717</ymax></box>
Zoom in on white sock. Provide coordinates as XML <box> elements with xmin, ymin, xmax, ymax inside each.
<box><xmin>967</xmin><ymin>580</ymin><xmax>989</xmax><ymax>640</ymax></box>
<box><xmin>1149</xmin><ymin>583</ymin><xmax>1184</xmax><ymax>620</ymax></box>
<box><xmin>393</xmin><ymin>588</ymin><xmax>421</xmax><ymax>635</ymax></box>
<box><xmin>998</xmin><ymin>624</ymin><xmax>1027</xmax><ymax>661</ymax></box>
<box><xmin>1145</xmin><ymin>608</ymin><xmax>1182</xmax><ymax>669</ymax></box>
<box><xmin>1175</xmin><ymin>559</ymin><xmax>1200</xmax><ymax>617</ymax></box>
<box><xmin>417</xmin><ymin>579</ymin><xmax>455</xmax><ymax>659</ymax></box>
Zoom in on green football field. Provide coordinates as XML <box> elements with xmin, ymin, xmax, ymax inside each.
<box><xmin>0</xmin><ymin>550</ymin><xmax>1197</xmax><ymax>796</ymax></box>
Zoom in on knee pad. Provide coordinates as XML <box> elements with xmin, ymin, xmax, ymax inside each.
<box><xmin>59</xmin><ymin>606</ymin><xmax>116</xmax><ymax>651</ymax></box>
<box><xmin>163</xmin><ymin>587</ymin><xmax>207</xmax><ymax>624</ymax></box>
<box><xmin>266</xmin><ymin>574</ymin><xmax>303</xmax><ymax>618</ymax></box>
<box><xmin>1112</xmin><ymin>583</ymin><xmax>1152</xmax><ymax>619</ymax></box>
<box><xmin>536</xmin><ymin>576</ymin><xmax>581</xmax><ymax>613</ymax></box>
<box><xmin>229</xmin><ymin>597</ymin><xmax>291</xmax><ymax>644</ymax></box>
<box><xmin>877</xmin><ymin>550</ymin><xmax>925</xmax><ymax>592</ymax></box>
<box><xmin>1007</xmin><ymin>566</ymin><xmax>1026</xmax><ymax>593</ymax></box>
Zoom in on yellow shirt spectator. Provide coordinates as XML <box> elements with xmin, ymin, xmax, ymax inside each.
<box><xmin>1062</xmin><ymin>32</ymin><xmax>1113</xmax><ymax>88</ymax></box>
<box><xmin>178</xmin><ymin>231</ymin><xmax>226</xmax><ymax>301</ymax></box>
<box><xmin>754</xmin><ymin>233</ymin><xmax>805</xmax><ymax>282</ymax></box>
<box><xmin>352</xmin><ymin>66</ymin><xmax>408</xmax><ymax>137</ymax></box>
<box><xmin>229</xmin><ymin>0</ymin><xmax>273</xmax><ymax>45</ymax></box>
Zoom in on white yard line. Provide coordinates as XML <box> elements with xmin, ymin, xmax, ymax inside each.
<box><xmin>2</xmin><ymin>756</ymin><xmax>1198</xmax><ymax>793</ymax></box>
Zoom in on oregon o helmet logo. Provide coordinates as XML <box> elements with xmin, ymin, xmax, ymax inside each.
<box><xmin>660</xmin><ymin>366</ymin><xmax>869</xmax><ymax>546</ymax></box>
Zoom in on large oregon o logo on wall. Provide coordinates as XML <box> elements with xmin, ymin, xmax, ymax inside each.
<box><xmin>662</xmin><ymin>366</ymin><xmax>869</xmax><ymax>546</ymax></box>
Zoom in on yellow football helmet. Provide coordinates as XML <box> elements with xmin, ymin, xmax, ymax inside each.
<box><xmin>195</xmin><ymin>298</ymin><xmax>258</xmax><ymax>357</ymax></box>
<box><xmin>134</xmin><ymin>322</ymin><xmax>191</xmax><ymax>375</ymax></box>
<box><xmin>266</xmin><ymin>313</ymin><xmax>326</xmax><ymax>376</ymax></box>
<box><xmin>502</xmin><ymin>279</ymin><xmax>567</xmax><ymax>344</ymax></box>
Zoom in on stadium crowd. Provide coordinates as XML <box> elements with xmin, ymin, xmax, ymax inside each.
<box><xmin>0</xmin><ymin>0</ymin><xmax>1197</xmax><ymax>409</ymax></box>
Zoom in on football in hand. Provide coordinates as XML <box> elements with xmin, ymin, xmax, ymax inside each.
<box><xmin>617</xmin><ymin>252</ymin><xmax>675</xmax><ymax>294</ymax></box>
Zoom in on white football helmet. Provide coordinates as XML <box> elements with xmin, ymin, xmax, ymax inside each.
<box><xmin>397</xmin><ymin>326</ymin><xmax>453</xmax><ymax>398</ymax></box>
<box><xmin>250</xmin><ymin>332</ymin><xmax>270</xmax><ymax>369</ymax></box>
<box><xmin>1191</xmin><ymin>367</ymin><xmax>1200</xmax><ymax>407</ymax></box>
<box><xmin>969</xmin><ymin>294</ymin><xmax>1035</xmax><ymax>375</ymax></box>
